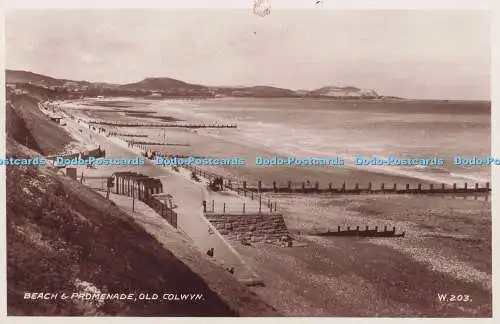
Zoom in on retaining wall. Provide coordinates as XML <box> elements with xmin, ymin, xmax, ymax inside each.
<box><xmin>205</xmin><ymin>212</ymin><xmax>290</xmax><ymax>244</ymax></box>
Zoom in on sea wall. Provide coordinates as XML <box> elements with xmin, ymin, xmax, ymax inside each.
<box><xmin>205</xmin><ymin>212</ymin><xmax>290</xmax><ymax>244</ymax></box>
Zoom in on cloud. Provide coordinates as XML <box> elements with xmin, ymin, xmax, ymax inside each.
<box><xmin>80</xmin><ymin>53</ymin><xmax>104</xmax><ymax>64</ymax></box>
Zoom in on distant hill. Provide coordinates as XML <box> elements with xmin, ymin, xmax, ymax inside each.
<box><xmin>119</xmin><ymin>77</ymin><xmax>207</xmax><ymax>91</ymax></box>
<box><xmin>6</xmin><ymin>69</ymin><xmax>390</xmax><ymax>99</ymax></box>
<box><xmin>6</xmin><ymin>70</ymin><xmax>65</xmax><ymax>86</ymax></box>
<box><xmin>244</xmin><ymin>86</ymin><xmax>297</xmax><ymax>97</ymax></box>
<box><xmin>309</xmin><ymin>86</ymin><xmax>380</xmax><ymax>98</ymax></box>
<box><xmin>211</xmin><ymin>85</ymin><xmax>297</xmax><ymax>98</ymax></box>
<box><xmin>6</xmin><ymin>69</ymin><xmax>91</xmax><ymax>87</ymax></box>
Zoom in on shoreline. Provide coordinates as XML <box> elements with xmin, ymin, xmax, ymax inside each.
<box><xmin>76</xmin><ymin>96</ymin><xmax>492</xmax><ymax>104</ymax></box>
<box><xmin>49</xmin><ymin>97</ymin><xmax>492</xmax><ymax>316</ymax></box>
<box><xmin>67</xmin><ymin>97</ymin><xmax>491</xmax><ymax>187</ymax></box>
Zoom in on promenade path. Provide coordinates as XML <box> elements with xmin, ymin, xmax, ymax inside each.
<box><xmin>59</xmin><ymin>109</ymin><xmax>261</xmax><ymax>285</ymax></box>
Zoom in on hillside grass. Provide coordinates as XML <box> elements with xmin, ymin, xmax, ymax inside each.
<box><xmin>5</xmin><ymin>94</ymin><xmax>278</xmax><ymax>316</ymax></box>
<box><xmin>6</xmin><ymin>157</ymin><xmax>243</xmax><ymax>316</ymax></box>
<box><xmin>7</xmin><ymin>93</ymin><xmax>73</xmax><ymax>155</ymax></box>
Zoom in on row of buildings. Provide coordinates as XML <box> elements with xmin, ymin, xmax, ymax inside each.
<box><xmin>6</xmin><ymin>83</ymin><xmax>29</xmax><ymax>95</ymax></box>
<box><xmin>7</xmin><ymin>81</ymin><xmax>89</xmax><ymax>93</ymax></box>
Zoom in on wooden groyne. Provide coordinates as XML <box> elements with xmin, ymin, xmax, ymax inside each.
<box><xmin>88</xmin><ymin>120</ymin><xmax>237</xmax><ymax>129</ymax></box>
<box><xmin>314</xmin><ymin>226</ymin><xmax>405</xmax><ymax>238</ymax></box>
<box><xmin>108</xmin><ymin>132</ymin><xmax>149</xmax><ymax>137</ymax></box>
<box><xmin>237</xmin><ymin>181</ymin><xmax>491</xmax><ymax>195</ymax></box>
<box><xmin>125</xmin><ymin>140</ymin><xmax>189</xmax><ymax>146</ymax></box>
<box><xmin>183</xmin><ymin>165</ymin><xmax>490</xmax><ymax>197</ymax></box>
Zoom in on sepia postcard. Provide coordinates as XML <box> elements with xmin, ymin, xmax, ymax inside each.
<box><xmin>1</xmin><ymin>0</ymin><xmax>496</xmax><ymax>321</ymax></box>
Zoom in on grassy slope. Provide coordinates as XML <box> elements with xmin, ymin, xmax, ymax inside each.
<box><xmin>6</xmin><ymin>156</ymin><xmax>229</xmax><ymax>315</ymax></box>
<box><xmin>6</xmin><ymin>100</ymin><xmax>42</xmax><ymax>153</ymax></box>
<box><xmin>5</xmin><ymin>90</ymin><xmax>278</xmax><ymax>316</ymax></box>
<box><xmin>7</xmin><ymin>92</ymin><xmax>73</xmax><ymax>155</ymax></box>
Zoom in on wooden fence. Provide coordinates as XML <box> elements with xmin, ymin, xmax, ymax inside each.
<box><xmin>203</xmin><ymin>198</ymin><xmax>279</xmax><ymax>215</ymax></box>
<box><xmin>142</xmin><ymin>194</ymin><xmax>178</xmax><ymax>228</ymax></box>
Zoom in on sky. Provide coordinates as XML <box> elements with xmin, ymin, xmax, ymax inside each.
<box><xmin>6</xmin><ymin>9</ymin><xmax>490</xmax><ymax>100</ymax></box>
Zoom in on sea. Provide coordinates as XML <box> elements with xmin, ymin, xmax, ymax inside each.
<box><xmin>83</xmin><ymin>97</ymin><xmax>492</xmax><ymax>185</ymax></box>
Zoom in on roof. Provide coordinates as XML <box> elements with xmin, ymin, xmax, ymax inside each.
<box><xmin>111</xmin><ymin>172</ymin><xmax>163</xmax><ymax>187</ymax></box>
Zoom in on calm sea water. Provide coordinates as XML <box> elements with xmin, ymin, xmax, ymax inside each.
<box><xmin>151</xmin><ymin>98</ymin><xmax>491</xmax><ymax>184</ymax></box>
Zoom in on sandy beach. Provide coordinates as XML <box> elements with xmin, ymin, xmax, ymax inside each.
<box><xmin>240</xmin><ymin>176</ymin><xmax>490</xmax><ymax>315</ymax></box>
<box><xmin>52</xmin><ymin>97</ymin><xmax>492</xmax><ymax>316</ymax></box>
